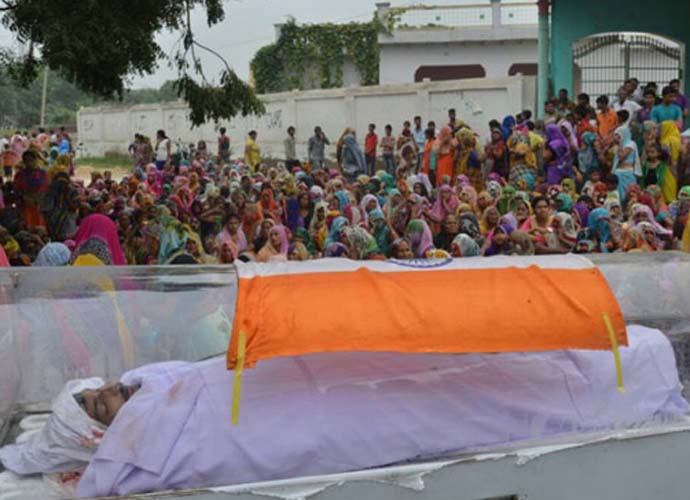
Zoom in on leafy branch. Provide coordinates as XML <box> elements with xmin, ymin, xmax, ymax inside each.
<box><xmin>250</xmin><ymin>18</ymin><xmax>381</xmax><ymax>95</ymax></box>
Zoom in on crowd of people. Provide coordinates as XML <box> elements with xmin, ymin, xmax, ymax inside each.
<box><xmin>1</xmin><ymin>78</ymin><xmax>690</xmax><ymax>268</ymax></box>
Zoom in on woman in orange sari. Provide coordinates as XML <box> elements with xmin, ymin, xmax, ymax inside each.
<box><xmin>432</xmin><ymin>126</ymin><xmax>455</xmax><ymax>186</ymax></box>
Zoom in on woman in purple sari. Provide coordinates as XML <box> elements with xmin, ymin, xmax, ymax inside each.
<box><xmin>544</xmin><ymin>124</ymin><xmax>574</xmax><ymax>186</ymax></box>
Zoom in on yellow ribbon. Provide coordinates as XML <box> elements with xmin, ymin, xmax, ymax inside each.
<box><xmin>232</xmin><ymin>331</ymin><xmax>246</xmax><ymax>426</ymax></box>
<box><xmin>603</xmin><ymin>312</ymin><xmax>625</xmax><ymax>394</ymax></box>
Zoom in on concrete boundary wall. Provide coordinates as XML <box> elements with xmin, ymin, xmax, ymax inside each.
<box><xmin>77</xmin><ymin>76</ymin><xmax>536</xmax><ymax>161</ymax></box>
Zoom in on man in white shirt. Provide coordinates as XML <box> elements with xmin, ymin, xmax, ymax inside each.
<box><xmin>612</xmin><ymin>86</ymin><xmax>641</xmax><ymax>126</ymax></box>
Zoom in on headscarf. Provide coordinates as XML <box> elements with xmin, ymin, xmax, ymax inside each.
<box><xmin>325</xmin><ymin>216</ymin><xmax>349</xmax><ymax>247</ymax></box>
<box><xmin>258</xmin><ymin>225</ymin><xmax>289</xmax><ymax>261</ymax></box>
<box><xmin>33</xmin><ymin>242</ymin><xmax>71</xmax><ymax>267</ymax></box>
<box><xmin>558</xmin><ymin>119</ymin><xmax>578</xmax><ymax>150</ymax></box>
<box><xmin>406</xmin><ymin>219</ymin><xmax>434</xmax><ymax>258</ymax></box>
<box><xmin>72</xmin><ymin>214</ymin><xmax>126</xmax><ymax>265</ymax></box>
<box><xmin>588</xmin><ymin>208</ymin><xmax>612</xmax><ymax>253</ymax></box>
<box><xmin>344</xmin><ymin>226</ymin><xmax>379</xmax><ymax>260</ymax></box>
<box><xmin>555</xmin><ymin>192</ymin><xmax>573</xmax><ymax>213</ymax></box>
<box><xmin>430</xmin><ymin>185</ymin><xmax>459</xmax><ymax>221</ymax></box>
<box><xmin>631</xmin><ymin>203</ymin><xmax>672</xmax><ymax>237</ymax></box>
<box><xmin>0</xmin><ymin>245</ymin><xmax>9</xmax><ymax>267</ymax></box>
<box><xmin>501</xmin><ymin>115</ymin><xmax>516</xmax><ymax>141</ymax></box>
<box><xmin>368</xmin><ymin>209</ymin><xmax>391</xmax><ymax>257</ymax></box>
<box><xmin>451</xmin><ymin>233</ymin><xmax>480</xmax><ymax>257</ymax></box>
<box><xmin>553</xmin><ymin>212</ymin><xmax>578</xmax><ymax>248</ymax></box>
<box><xmin>0</xmin><ymin>377</ymin><xmax>106</xmax><ymax>474</ymax></box>
<box><xmin>612</xmin><ymin>126</ymin><xmax>641</xmax><ymax>174</ymax></box>
<box><xmin>459</xmin><ymin>213</ymin><xmax>481</xmax><ymax>241</ymax></box>
<box><xmin>578</xmin><ymin>131</ymin><xmax>600</xmax><ymax>177</ymax></box>
<box><xmin>545</xmin><ymin>123</ymin><xmax>571</xmax><ymax>168</ymax></box>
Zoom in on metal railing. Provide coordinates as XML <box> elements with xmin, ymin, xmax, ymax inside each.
<box><xmin>381</xmin><ymin>2</ymin><xmax>537</xmax><ymax>29</ymax></box>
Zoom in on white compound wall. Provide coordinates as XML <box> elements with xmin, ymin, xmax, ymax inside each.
<box><xmin>77</xmin><ymin>75</ymin><xmax>535</xmax><ymax>161</ymax></box>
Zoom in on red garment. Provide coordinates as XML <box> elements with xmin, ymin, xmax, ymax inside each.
<box><xmin>365</xmin><ymin>133</ymin><xmax>378</xmax><ymax>156</ymax></box>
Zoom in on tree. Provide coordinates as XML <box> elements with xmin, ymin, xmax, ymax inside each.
<box><xmin>0</xmin><ymin>0</ymin><xmax>265</xmax><ymax>126</ymax></box>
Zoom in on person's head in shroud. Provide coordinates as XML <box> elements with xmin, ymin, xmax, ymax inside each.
<box><xmin>73</xmin><ymin>381</ymin><xmax>141</xmax><ymax>426</ymax></box>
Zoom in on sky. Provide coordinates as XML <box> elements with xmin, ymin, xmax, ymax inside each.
<box><xmin>0</xmin><ymin>0</ymin><xmax>529</xmax><ymax>90</ymax></box>
<box><xmin>129</xmin><ymin>0</ymin><xmax>496</xmax><ymax>89</ymax></box>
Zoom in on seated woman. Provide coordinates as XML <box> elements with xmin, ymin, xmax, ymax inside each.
<box><xmin>1</xmin><ymin>326</ymin><xmax>687</xmax><ymax>498</ymax></box>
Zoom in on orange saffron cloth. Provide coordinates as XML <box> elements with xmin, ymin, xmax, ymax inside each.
<box><xmin>228</xmin><ymin>266</ymin><xmax>626</xmax><ymax>369</ymax></box>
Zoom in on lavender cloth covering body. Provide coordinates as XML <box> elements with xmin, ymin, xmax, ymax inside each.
<box><xmin>76</xmin><ymin>325</ymin><xmax>689</xmax><ymax>498</ymax></box>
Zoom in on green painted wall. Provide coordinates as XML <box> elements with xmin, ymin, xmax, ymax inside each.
<box><xmin>551</xmin><ymin>0</ymin><xmax>690</xmax><ymax>95</ymax></box>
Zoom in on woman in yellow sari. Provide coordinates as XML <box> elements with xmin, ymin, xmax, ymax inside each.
<box><xmin>660</xmin><ymin>121</ymin><xmax>682</xmax><ymax>167</ymax></box>
<box><xmin>455</xmin><ymin>128</ymin><xmax>483</xmax><ymax>192</ymax></box>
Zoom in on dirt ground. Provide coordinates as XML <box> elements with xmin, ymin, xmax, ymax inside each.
<box><xmin>74</xmin><ymin>165</ymin><xmax>130</xmax><ymax>183</ymax></box>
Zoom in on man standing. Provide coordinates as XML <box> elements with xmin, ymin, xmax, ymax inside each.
<box><xmin>636</xmin><ymin>89</ymin><xmax>657</xmax><ymax>123</ymax></box>
<box><xmin>543</xmin><ymin>100</ymin><xmax>560</xmax><ymax>126</ymax></box>
<box><xmin>308</xmin><ymin>126</ymin><xmax>330</xmax><ymax>170</ymax></box>
<box><xmin>364</xmin><ymin>124</ymin><xmax>378</xmax><ymax>176</ymax></box>
<box><xmin>612</xmin><ymin>86</ymin><xmax>641</xmax><ymax>126</ymax></box>
<box><xmin>670</xmin><ymin>78</ymin><xmax>689</xmax><ymax>121</ymax></box>
<box><xmin>217</xmin><ymin>127</ymin><xmax>231</xmax><ymax>163</ymax></box>
<box><xmin>595</xmin><ymin>95</ymin><xmax>618</xmax><ymax>140</ymax></box>
<box><xmin>651</xmin><ymin>86</ymin><xmax>683</xmax><ymax>129</ymax></box>
<box><xmin>556</xmin><ymin>89</ymin><xmax>574</xmax><ymax>114</ymax></box>
<box><xmin>284</xmin><ymin>126</ymin><xmax>299</xmax><ymax>169</ymax></box>
<box><xmin>413</xmin><ymin>116</ymin><xmax>425</xmax><ymax>172</ymax></box>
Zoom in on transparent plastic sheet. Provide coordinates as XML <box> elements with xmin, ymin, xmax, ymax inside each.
<box><xmin>0</xmin><ymin>271</ymin><xmax>21</xmax><ymax>439</ymax></box>
<box><xmin>0</xmin><ymin>265</ymin><xmax>237</xmax><ymax>415</ymax></box>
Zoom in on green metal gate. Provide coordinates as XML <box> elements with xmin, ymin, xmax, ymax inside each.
<box><xmin>572</xmin><ymin>32</ymin><xmax>683</xmax><ymax>99</ymax></box>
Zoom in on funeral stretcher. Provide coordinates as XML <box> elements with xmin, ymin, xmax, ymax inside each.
<box><xmin>2</xmin><ymin>253</ymin><xmax>690</xmax><ymax>499</ymax></box>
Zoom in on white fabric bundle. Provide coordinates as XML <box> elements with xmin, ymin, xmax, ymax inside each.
<box><xmin>0</xmin><ymin>378</ymin><xmax>106</xmax><ymax>475</ymax></box>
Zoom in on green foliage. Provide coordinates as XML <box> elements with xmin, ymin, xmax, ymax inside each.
<box><xmin>176</xmin><ymin>70</ymin><xmax>265</xmax><ymax>127</ymax></box>
<box><xmin>0</xmin><ymin>0</ymin><xmax>261</xmax><ymax>127</ymax></box>
<box><xmin>250</xmin><ymin>19</ymin><xmax>381</xmax><ymax>94</ymax></box>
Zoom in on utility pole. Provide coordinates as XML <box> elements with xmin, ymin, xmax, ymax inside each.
<box><xmin>537</xmin><ymin>0</ymin><xmax>550</xmax><ymax>118</ymax></box>
<box><xmin>40</xmin><ymin>67</ymin><xmax>49</xmax><ymax>127</ymax></box>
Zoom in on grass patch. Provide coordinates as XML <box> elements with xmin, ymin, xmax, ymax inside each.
<box><xmin>78</xmin><ymin>153</ymin><xmax>131</xmax><ymax>170</ymax></box>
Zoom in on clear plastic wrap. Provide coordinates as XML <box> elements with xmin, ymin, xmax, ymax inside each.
<box><xmin>0</xmin><ymin>265</ymin><xmax>237</xmax><ymax>416</ymax></box>
<box><xmin>2</xmin><ymin>253</ymin><xmax>690</xmax><ymax>419</ymax></box>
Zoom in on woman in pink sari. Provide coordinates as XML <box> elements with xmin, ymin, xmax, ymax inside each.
<box><xmin>257</xmin><ymin>225</ymin><xmax>289</xmax><ymax>262</ymax></box>
<box><xmin>71</xmin><ymin>214</ymin><xmax>127</xmax><ymax>265</ymax></box>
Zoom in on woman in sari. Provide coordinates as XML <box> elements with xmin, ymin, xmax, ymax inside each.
<box><xmin>368</xmin><ymin>209</ymin><xmax>392</xmax><ymax>257</ymax></box>
<box><xmin>544</xmin><ymin>124</ymin><xmax>574</xmax><ymax>186</ymax></box>
<box><xmin>428</xmin><ymin>185</ymin><xmax>459</xmax><ymax>226</ymax></box>
<box><xmin>660</xmin><ymin>121</ymin><xmax>682</xmax><ymax>167</ymax></box>
<box><xmin>456</xmin><ymin>128</ymin><xmax>483</xmax><ymax>192</ymax></box>
<box><xmin>405</xmin><ymin>219</ymin><xmax>435</xmax><ymax>258</ymax></box>
<box><xmin>216</xmin><ymin>213</ymin><xmax>248</xmax><ymax>255</ymax></box>
<box><xmin>344</xmin><ymin>226</ymin><xmax>379</xmax><ymax>260</ymax></box>
<box><xmin>451</xmin><ymin>233</ymin><xmax>480</xmax><ymax>258</ymax></box>
<box><xmin>259</xmin><ymin>187</ymin><xmax>282</xmax><ymax>222</ymax></box>
<box><xmin>611</xmin><ymin>126</ymin><xmax>641</xmax><ymax>206</ymax></box>
<box><xmin>484</xmin><ymin>128</ymin><xmax>509</xmax><ymax>180</ymax></box>
<box><xmin>432</xmin><ymin>126</ymin><xmax>455</xmax><ymax>187</ymax></box>
<box><xmin>641</xmin><ymin>142</ymin><xmax>677</xmax><ymax>203</ymax></box>
<box><xmin>482</xmin><ymin>224</ymin><xmax>515</xmax><ymax>256</ymax></box>
<box><xmin>257</xmin><ymin>225</ymin><xmax>289</xmax><ymax>262</ymax></box>
<box><xmin>309</xmin><ymin>200</ymin><xmax>329</xmax><ymax>252</ymax></box>
<box><xmin>41</xmin><ymin>171</ymin><xmax>79</xmax><ymax>241</ymax></box>
<box><xmin>341</xmin><ymin>131</ymin><xmax>367</xmax><ymax>182</ymax></box>
<box><xmin>588</xmin><ymin>207</ymin><xmax>622</xmax><ymax>253</ymax></box>
<box><xmin>14</xmin><ymin>150</ymin><xmax>48</xmax><ymax>229</ymax></box>
<box><xmin>479</xmin><ymin>206</ymin><xmax>500</xmax><ymax>236</ymax></box>
<box><xmin>70</xmin><ymin>214</ymin><xmax>127</xmax><ymax>265</ymax></box>
<box><xmin>577</xmin><ymin>131</ymin><xmax>601</xmax><ymax>183</ymax></box>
